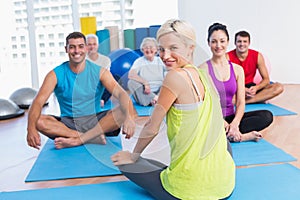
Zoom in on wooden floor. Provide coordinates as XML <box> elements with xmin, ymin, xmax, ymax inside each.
<box><xmin>0</xmin><ymin>84</ymin><xmax>299</xmax><ymax>193</ymax></box>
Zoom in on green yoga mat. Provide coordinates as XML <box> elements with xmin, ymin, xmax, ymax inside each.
<box><xmin>124</xmin><ymin>29</ymin><xmax>135</xmax><ymax>50</ymax></box>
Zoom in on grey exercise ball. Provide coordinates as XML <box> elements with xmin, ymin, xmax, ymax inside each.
<box><xmin>9</xmin><ymin>87</ymin><xmax>38</xmax><ymax>109</ymax></box>
<box><xmin>0</xmin><ymin>99</ymin><xmax>25</xmax><ymax>120</ymax></box>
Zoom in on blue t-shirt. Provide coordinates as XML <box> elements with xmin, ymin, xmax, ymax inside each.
<box><xmin>54</xmin><ymin>60</ymin><xmax>104</xmax><ymax>117</ymax></box>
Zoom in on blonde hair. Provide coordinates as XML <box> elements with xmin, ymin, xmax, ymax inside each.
<box><xmin>156</xmin><ymin>19</ymin><xmax>196</xmax><ymax>47</ymax></box>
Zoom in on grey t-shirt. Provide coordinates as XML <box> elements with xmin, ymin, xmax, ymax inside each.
<box><xmin>131</xmin><ymin>56</ymin><xmax>166</xmax><ymax>92</ymax></box>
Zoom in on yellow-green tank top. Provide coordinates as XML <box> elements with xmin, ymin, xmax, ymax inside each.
<box><xmin>160</xmin><ymin>66</ymin><xmax>235</xmax><ymax>200</ymax></box>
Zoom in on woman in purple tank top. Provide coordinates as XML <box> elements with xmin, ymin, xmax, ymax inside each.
<box><xmin>199</xmin><ymin>23</ymin><xmax>273</xmax><ymax>142</ymax></box>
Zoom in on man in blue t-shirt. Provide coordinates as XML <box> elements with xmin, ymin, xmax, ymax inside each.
<box><xmin>27</xmin><ymin>32</ymin><xmax>136</xmax><ymax>150</ymax></box>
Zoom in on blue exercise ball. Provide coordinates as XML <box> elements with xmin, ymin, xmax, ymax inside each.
<box><xmin>108</xmin><ymin>48</ymin><xmax>140</xmax><ymax>90</ymax></box>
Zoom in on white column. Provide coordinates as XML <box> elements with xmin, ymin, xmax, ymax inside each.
<box><xmin>71</xmin><ymin>0</ymin><xmax>80</xmax><ymax>31</ymax></box>
<box><xmin>26</xmin><ymin>0</ymin><xmax>39</xmax><ymax>89</ymax></box>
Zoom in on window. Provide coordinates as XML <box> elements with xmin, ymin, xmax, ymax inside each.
<box><xmin>52</xmin><ymin>16</ymin><xmax>59</xmax><ymax>20</ymax></box>
<box><xmin>58</xmin><ymin>33</ymin><xmax>64</xmax><ymax>39</ymax></box>
<box><xmin>41</xmin><ymin>7</ymin><xmax>49</xmax><ymax>12</ymax></box>
<box><xmin>48</xmin><ymin>34</ymin><xmax>54</xmax><ymax>39</ymax></box>
<box><xmin>51</xmin><ymin>6</ymin><xmax>59</xmax><ymax>11</ymax></box>
<box><xmin>39</xmin><ymin>34</ymin><xmax>45</xmax><ymax>40</ymax></box>
<box><xmin>59</xmin><ymin>42</ymin><xmax>64</xmax><ymax>47</ymax></box>
<box><xmin>62</xmin><ymin>15</ymin><xmax>70</xmax><ymax>20</ymax></box>
<box><xmin>1</xmin><ymin>0</ymin><xmax>137</xmax><ymax>98</ymax></box>
<box><xmin>61</xmin><ymin>5</ymin><xmax>69</xmax><ymax>10</ymax></box>
<box><xmin>16</xmin><ymin>19</ymin><xmax>22</xmax><ymax>24</ymax></box>
<box><xmin>42</xmin><ymin>16</ymin><xmax>50</xmax><ymax>21</ymax></box>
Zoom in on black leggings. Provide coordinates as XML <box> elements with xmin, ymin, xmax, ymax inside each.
<box><xmin>224</xmin><ymin>110</ymin><xmax>273</xmax><ymax>133</ymax></box>
<box><xmin>118</xmin><ymin>158</ymin><xmax>179</xmax><ymax>200</ymax></box>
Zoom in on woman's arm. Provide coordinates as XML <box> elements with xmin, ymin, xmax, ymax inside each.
<box><xmin>228</xmin><ymin>64</ymin><xmax>245</xmax><ymax>141</ymax></box>
<box><xmin>111</xmin><ymin>70</ymin><xmax>179</xmax><ymax>165</ymax></box>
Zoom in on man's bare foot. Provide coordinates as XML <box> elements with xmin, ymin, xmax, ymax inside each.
<box><xmin>54</xmin><ymin>137</ymin><xmax>82</xmax><ymax>149</ymax></box>
<box><xmin>241</xmin><ymin>131</ymin><xmax>262</xmax><ymax>142</ymax></box>
<box><xmin>55</xmin><ymin>134</ymin><xmax>107</xmax><ymax>149</ymax></box>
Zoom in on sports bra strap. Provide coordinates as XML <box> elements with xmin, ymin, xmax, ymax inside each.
<box><xmin>182</xmin><ymin>67</ymin><xmax>203</xmax><ymax>102</ymax></box>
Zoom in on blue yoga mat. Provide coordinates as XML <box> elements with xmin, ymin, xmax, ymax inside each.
<box><xmin>229</xmin><ymin>163</ymin><xmax>300</xmax><ymax>200</ymax></box>
<box><xmin>132</xmin><ymin>103</ymin><xmax>154</xmax><ymax>116</ymax></box>
<box><xmin>96</xmin><ymin>29</ymin><xmax>111</xmax><ymax>56</ymax></box>
<box><xmin>0</xmin><ymin>181</ymin><xmax>154</xmax><ymax>200</ymax></box>
<box><xmin>4</xmin><ymin>164</ymin><xmax>300</xmax><ymax>200</ymax></box>
<box><xmin>101</xmin><ymin>99</ymin><xmax>154</xmax><ymax>116</ymax></box>
<box><xmin>231</xmin><ymin>139</ymin><xmax>296</xmax><ymax>166</ymax></box>
<box><xmin>104</xmin><ymin>101</ymin><xmax>296</xmax><ymax>117</ymax></box>
<box><xmin>149</xmin><ymin>25</ymin><xmax>161</xmax><ymax>38</ymax></box>
<box><xmin>25</xmin><ymin>136</ymin><xmax>122</xmax><ymax>182</ymax></box>
<box><xmin>134</xmin><ymin>27</ymin><xmax>149</xmax><ymax>55</ymax></box>
<box><xmin>245</xmin><ymin>103</ymin><xmax>297</xmax><ymax>116</ymax></box>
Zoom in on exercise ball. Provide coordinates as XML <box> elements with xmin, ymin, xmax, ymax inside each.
<box><xmin>253</xmin><ymin>54</ymin><xmax>272</xmax><ymax>84</ymax></box>
<box><xmin>9</xmin><ymin>87</ymin><xmax>38</xmax><ymax>109</ymax></box>
<box><xmin>108</xmin><ymin>48</ymin><xmax>140</xmax><ymax>90</ymax></box>
<box><xmin>0</xmin><ymin>99</ymin><xmax>25</xmax><ymax>120</ymax></box>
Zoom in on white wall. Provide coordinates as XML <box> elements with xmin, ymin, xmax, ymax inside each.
<box><xmin>132</xmin><ymin>0</ymin><xmax>178</xmax><ymax>28</ymax></box>
<box><xmin>178</xmin><ymin>0</ymin><xmax>300</xmax><ymax>84</ymax></box>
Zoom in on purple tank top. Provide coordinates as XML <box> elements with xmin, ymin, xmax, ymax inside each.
<box><xmin>207</xmin><ymin>60</ymin><xmax>237</xmax><ymax>117</ymax></box>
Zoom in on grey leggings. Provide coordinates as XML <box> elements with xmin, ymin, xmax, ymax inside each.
<box><xmin>128</xmin><ymin>79</ymin><xmax>157</xmax><ymax>106</ymax></box>
<box><xmin>117</xmin><ymin>140</ymin><xmax>232</xmax><ymax>200</ymax></box>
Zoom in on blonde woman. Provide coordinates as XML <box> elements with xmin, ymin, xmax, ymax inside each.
<box><xmin>111</xmin><ymin>20</ymin><xmax>235</xmax><ymax>200</ymax></box>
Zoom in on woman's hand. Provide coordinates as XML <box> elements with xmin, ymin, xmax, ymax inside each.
<box><xmin>224</xmin><ymin>120</ymin><xmax>230</xmax><ymax>133</ymax></box>
<box><xmin>227</xmin><ymin>123</ymin><xmax>242</xmax><ymax>142</ymax></box>
<box><xmin>111</xmin><ymin>151</ymin><xmax>139</xmax><ymax>166</ymax></box>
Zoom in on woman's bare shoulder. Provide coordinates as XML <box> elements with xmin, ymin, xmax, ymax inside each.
<box><xmin>198</xmin><ymin>61</ymin><xmax>209</xmax><ymax>71</ymax></box>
